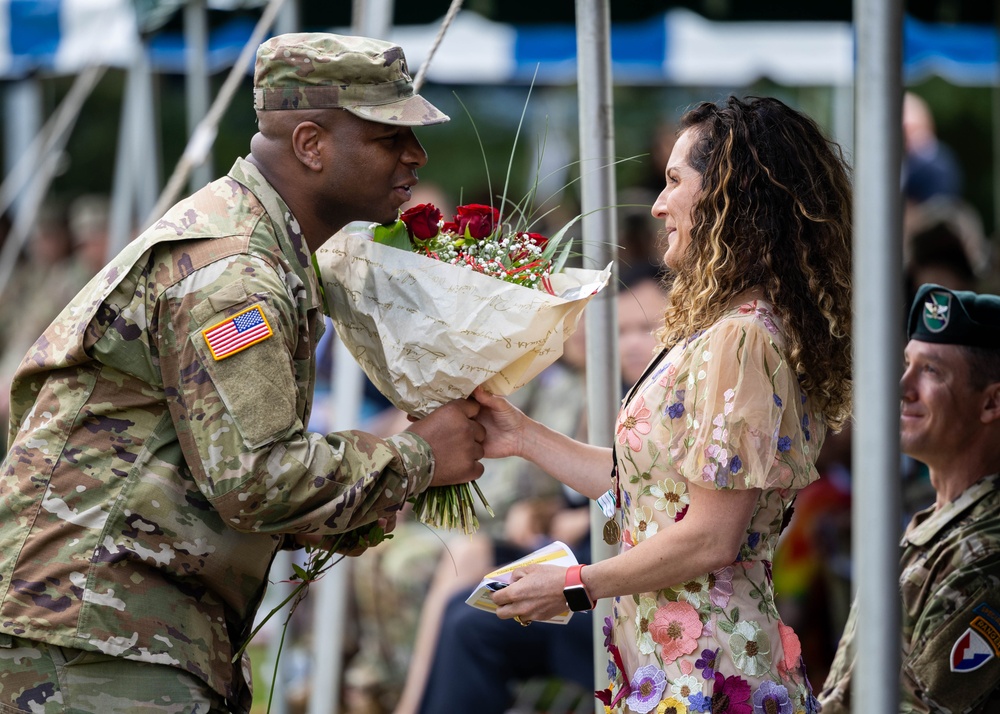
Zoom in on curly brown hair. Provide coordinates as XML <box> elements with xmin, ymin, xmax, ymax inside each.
<box><xmin>656</xmin><ymin>96</ymin><xmax>853</xmax><ymax>428</ymax></box>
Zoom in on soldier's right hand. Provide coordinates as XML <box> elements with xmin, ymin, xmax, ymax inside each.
<box><xmin>406</xmin><ymin>397</ymin><xmax>486</xmax><ymax>487</ymax></box>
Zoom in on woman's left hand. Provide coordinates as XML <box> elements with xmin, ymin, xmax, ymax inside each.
<box><xmin>490</xmin><ymin>564</ymin><xmax>570</xmax><ymax>624</ymax></box>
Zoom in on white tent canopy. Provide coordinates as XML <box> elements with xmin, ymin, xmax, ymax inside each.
<box><xmin>0</xmin><ymin>2</ymin><xmax>993</xmax><ymax>87</ymax></box>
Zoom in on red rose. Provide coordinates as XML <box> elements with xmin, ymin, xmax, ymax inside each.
<box><xmin>400</xmin><ymin>203</ymin><xmax>442</xmax><ymax>240</ymax></box>
<box><xmin>452</xmin><ymin>204</ymin><xmax>500</xmax><ymax>239</ymax></box>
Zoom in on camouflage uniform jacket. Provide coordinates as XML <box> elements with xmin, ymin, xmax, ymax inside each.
<box><xmin>820</xmin><ymin>473</ymin><xmax>1000</xmax><ymax>713</ymax></box>
<box><xmin>0</xmin><ymin>157</ymin><xmax>434</xmax><ymax>713</ymax></box>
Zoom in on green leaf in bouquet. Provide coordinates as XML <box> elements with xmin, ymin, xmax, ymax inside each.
<box><xmin>372</xmin><ymin>219</ymin><xmax>413</xmax><ymax>251</ymax></box>
<box><xmin>291</xmin><ymin>562</ymin><xmax>309</xmax><ymax>581</ymax></box>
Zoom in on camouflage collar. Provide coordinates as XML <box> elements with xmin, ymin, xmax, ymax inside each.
<box><xmin>903</xmin><ymin>473</ymin><xmax>1000</xmax><ymax>547</ymax></box>
<box><xmin>227</xmin><ymin>157</ymin><xmax>320</xmax><ymax>311</ymax></box>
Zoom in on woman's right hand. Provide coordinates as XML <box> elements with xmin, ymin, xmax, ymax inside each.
<box><xmin>471</xmin><ymin>386</ymin><xmax>527</xmax><ymax>460</ymax></box>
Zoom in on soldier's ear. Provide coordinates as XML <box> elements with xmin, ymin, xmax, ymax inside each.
<box><xmin>980</xmin><ymin>382</ymin><xmax>1000</xmax><ymax>424</ymax></box>
<box><xmin>291</xmin><ymin>121</ymin><xmax>324</xmax><ymax>172</ymax></box>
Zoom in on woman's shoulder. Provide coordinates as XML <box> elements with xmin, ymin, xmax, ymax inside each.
<box><xmin>697</xmin><ymin>299</ymin><xmax>787</xmax><ymax>348</ymax></box>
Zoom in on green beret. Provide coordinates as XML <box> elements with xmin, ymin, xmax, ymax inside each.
<box><xmin>253</xmin><ymin>33</ymin><xmax>449</xmax><ymax>126</ymax></box>
<box><xmin>908</xmin><ymin>283</ymin><xmax>1000</xmax><ymax>349</ymax></box>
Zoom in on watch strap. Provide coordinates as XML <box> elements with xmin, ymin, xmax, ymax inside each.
<box><xmin>564</xmin><ymin>563</ymin><xmax>594</xmax><ymax>611</ymax></box>
<box><xmin>565</xmin><ymin>563</ymin><xmax>587</xmax><ymax>588</ymax></box>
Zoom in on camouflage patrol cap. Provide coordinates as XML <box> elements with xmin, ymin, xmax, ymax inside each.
<box><xmin>908</xmin><ymin>283</ymin><xmax>1000</xmax><ymax>349</ymax></box>
<box><xmin>253</xmin><ymin>33</ymin><xmax>449</xmax><ymax>126</ymax></box>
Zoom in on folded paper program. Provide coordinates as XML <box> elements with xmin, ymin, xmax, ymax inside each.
<box><xmin>465</xmin><ymin>540</ymin><xmax>578</xmax><ymax>624</ymax></box>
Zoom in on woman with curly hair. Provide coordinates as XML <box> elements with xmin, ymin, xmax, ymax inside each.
<box><xmin>473</xmin><ymin>96</ymin><xmax>852</xmax><ymax>713</ymax></box>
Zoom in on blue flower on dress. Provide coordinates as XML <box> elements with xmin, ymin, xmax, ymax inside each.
<box><xmin>603</xmin><ymin>616</ymin><xmax>614</xmax><ymax>647</ymax></box>
<box><xmin>729</xmin><ymin>455</ymin><xmax>743</xmax><ymax>474</ymax></box>
<box><xmin>667</xmin><ymin>402</ymin><xmax>685</xmax><ymax>419</ymax></box>
<box><xmin>695</xmin><ymin>647</ymin><xmax>720</xmax><ymax>679</ymax></box>
<box><xmin>806</xmin><ymin>692</ymin><xmax>822</xmax><ymax>714</ymax></box>
<box><xmin>688</xmin><ymin>691</ymin><xmax>712</xmax><ymax>712</ymax></box>
<box><xmin>752</xmin><ymin>681</ymin><xmax>792</xmax><ymax>714</ymax></box>
<box><xmin>777</xmin><ymin>436</ymin><xmax>792</xmax><ymax>453</ymax></box>
<box><xmin>773</xmin><ymin>393</ymin><xmax>782</xmax><ymax>408</ymax></box>
<box><xmin>626</xmin><ymin>664</ymin><xmax>667</xmax><ymax>714</ymax></box>
<box><xmin>801</xmin><ymin>413</ymin><xmax>811</xmax><ymax>441</ymax></box>
<box><xmin>747</xmin><ymin>532</ymin><xmax>761</xmax><ymax>550</ymax></box>
<box><xmin>606</xmin><ymin>659</ymin><xmax>617</xmax><ymax>681</ymax></box>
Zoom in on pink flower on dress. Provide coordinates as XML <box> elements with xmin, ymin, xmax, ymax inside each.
<box><xmin>737</xmin><ymin>300</ymin><xmax>778</xmax><ymax>334</ymax></box>
<box><xmin>617</xmin><ymin>396</ymin><xmax>652</xmax><ymax>452</ymax></box>
<box><xmin>778</xmin><ymin>622</ymin><xmax>802</xmax><ymax>667</ymax></box>
<box><xmin>658</xmin><ymin>363</ymin><xmax>678</xmax><ymax>388</ymax></box>
<box><xmin>701</xmin><ymin>462</ymin><xmax>719</xmax><ymax>483</ymax></box>
<box><xmin>707</xmin><ymin>566</ymin><xmax>734</xmax><ymax>608</ymax></box>
<box><xmin>649</xmin><ymin>600</ymin><xmax>703</xmax><ymax>663</ymax></box>
<box><xmin>776</xmin><ymin>622</ymin><xmax>805</xmax><ymax>682</ymax></box>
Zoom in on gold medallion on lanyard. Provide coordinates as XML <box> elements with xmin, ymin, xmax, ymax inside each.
<box><xmin>603</xmin><ymin>517</ymin><xmax>621</xmax><ymax>546</ymax></box>
<box><xmin>600</xmin><ymin>458</ymin><xmax>621</xmax><ymax>546</ymax></box>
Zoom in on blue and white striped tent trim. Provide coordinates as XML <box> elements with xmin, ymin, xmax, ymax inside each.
<box><xmin>0</xmin><ymin>2</ymin><xmax>995</xmax><ymax>87</ymax></box>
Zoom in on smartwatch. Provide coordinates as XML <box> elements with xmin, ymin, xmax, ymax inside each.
<box><xmin>563</xmin><ymin>564</ymin><xmax>596</xmax><ymax>612</ymax></box>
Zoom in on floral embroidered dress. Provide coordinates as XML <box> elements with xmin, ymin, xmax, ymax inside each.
<box><xmin>599</xmin><ymin>301</ymin><xmax>825</xmax><ymax>714</ymax></box>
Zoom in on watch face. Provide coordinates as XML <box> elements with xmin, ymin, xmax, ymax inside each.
<box><xmin>564</xmin><ymin>584</ymin><xmax>593</xmax><ymax>612</ymax></box>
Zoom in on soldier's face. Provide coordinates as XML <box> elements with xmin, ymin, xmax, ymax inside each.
<box><xmin>324</xmin><ymin>111</ymin><xmax>428</xmax><ymax>227</ymax></box>
<box><xmin>900</xmin><ymin>340</ymin><xmax>982</xmax><ymax>467</ymax></box>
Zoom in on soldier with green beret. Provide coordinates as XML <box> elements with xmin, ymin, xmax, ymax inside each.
<box><xmin>0</xmin><ymin>32</ymin><xmax>486</xmax><ymax>714</ymax></box>
<box><xmin>820</xmin><ymin>283</ymin><xmax>1000</xmax><ymax>713</ymax></box>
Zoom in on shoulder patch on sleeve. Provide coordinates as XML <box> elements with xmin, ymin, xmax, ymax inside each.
<box><xmin>951</xmin><ymin>603</ymin><xmax>1000</xmax><ymax>672</ymax></box>
<box><xmin>906</xmin><ymin>596</ymin><xmax>1000</xmax><ymax>711</ymax></box>
<box><xmin>202</xmin><ymin>304</ymin><xmax>273</xmax><ymax>360</ymax></box>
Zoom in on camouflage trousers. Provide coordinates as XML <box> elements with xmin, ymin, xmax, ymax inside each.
<box><xmin>0</xmin><ymin>634</ymin><xmax>230</xmax><ymax>714</ymax></box>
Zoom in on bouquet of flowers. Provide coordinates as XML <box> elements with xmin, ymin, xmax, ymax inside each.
<box><xmin>314</xmin><ymin>201</ymin><xmax>610</xmax><ymax>534</ymax></box>
<box><xmin>375</xmin><ymin>201</ymin><xmax>569</xmax><ymax>292</ymax></box>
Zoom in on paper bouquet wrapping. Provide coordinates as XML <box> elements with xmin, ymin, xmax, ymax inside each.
<box><xmin>315</xmin><ymin>224</ymin><xmax>611</xmax><ymax>418</ymax></box>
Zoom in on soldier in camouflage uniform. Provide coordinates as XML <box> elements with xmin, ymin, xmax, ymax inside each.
<box><xmin>820</xmin><ymin>283</ymin><xmax>1000</xmax><ymax>714</ymax></box>
<box><xmin>0</xmin><ymin>33</ymin><xmax>487</xmax><ymax>714</ymax></box>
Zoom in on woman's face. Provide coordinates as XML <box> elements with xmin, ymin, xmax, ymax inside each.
<box><xmin>651</xmin><ymin>128</ymin><xmax>703</xmax><ymax>271</ymax></box>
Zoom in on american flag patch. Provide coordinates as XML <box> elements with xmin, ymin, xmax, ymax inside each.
<box><xmin>202</xmin><ymin>305</ymin><xmax>273</xmax><ymax>361</ymax></box>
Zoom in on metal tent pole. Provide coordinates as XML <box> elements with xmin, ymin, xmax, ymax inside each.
<box><xmin>852</xmin><ymin>0</ymin><xmax>903</xmax><ymax>711</ymax></box>
<box><xmin>2</xmin><ymin>79</ymin><xmax>42</xmax><ymax>221</ymax></box>
<box><xmin>574</xmin><ymin>1</ymin><xmax>619</xmax><ymax>709</ymax></box>
<box><xmin>108</xmin><ymin>38</ymin><xmax>158</xmax><ymax>257</ymax></box>
<box><xmin>993</xmin><ymin>0</ymin><xmax>1000</xmax><ymax>239</ymax></box>
<box><xmin>308</xmin><ymin>5</ymin><xmax>397</xmax><ymax>711</ymax></box>
<box><xmin>185</xmin><ymin>0</ymin><xmax>213</xmax><ymax>191</ymax></box>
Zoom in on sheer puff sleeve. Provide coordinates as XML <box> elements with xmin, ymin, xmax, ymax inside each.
<box><xmin>664</xmin><ymin>309</ymin><xmax>825</xmax><ymax>492</ymax></box>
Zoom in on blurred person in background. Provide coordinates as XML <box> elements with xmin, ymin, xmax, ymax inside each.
<box><xmin>617</xmin><ymin>187</ymin><xmax>667</xmax><ymax>274</ymax></box>
<box><xmin>0</xmin><ymin>198</ymin><xmax>81</xmax><ymax>454</ymax></box>
<box><xmin>902</xmin><ymin>92</ymin><xmax>962</xmax><ymax>211</ymax></box>
<box><xmin>820</xmin><ymin>284</ymin><xmax>1000</xmax><ymax>713</ymax></box>
<box><xmin>67</xmin><ymin>193</ymin><xmax>112</xmax><ymax>277</ymax></box>
<box><xmin>903</xmin><ymin>198</ymin><xmax>989</xmax><ymax>302</ymax></box>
